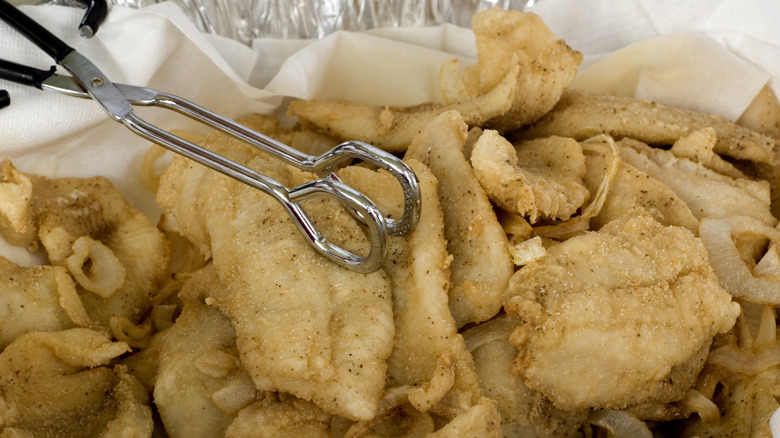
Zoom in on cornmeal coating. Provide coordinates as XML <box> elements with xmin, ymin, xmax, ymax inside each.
<box><xmin>505</xmin><ymin>209</ymin><xmax>740</xmax><ymax>411</ymax></box>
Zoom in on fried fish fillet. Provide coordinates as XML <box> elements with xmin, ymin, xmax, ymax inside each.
<box><xmin>669</xmin><ymin>127</ymin><xmax>745</xmax><ymax>179</ymax></box>
<box><xmin>737</xmin><ymin>83</ymin><xmax>780</xmax><ymax>140</ymax></box>
<box><xmin>521</xmin><ymin>91</ymin><xmax>780</xmax><ymax>216</ymax></box>
<box><xmin>0</xmin><ymin>329</ymin><xmax>151</xmax><ymax>437</ymax></box>
<box><xmin>580</xmin><ymin>139</ymin><xmax>700</xmax><ymax>232</ymax></box>
<box><xmin>591</xmin><ymin>161</ymin><xmax>701</xmax><ymax>233</ymax></box>
<box><xmin>471</xmin><ymin>131</ymin><xmax>590</xmax><ymax>223</ymax></box>
<box><xmin>403</xmin><ymin>111</ymin><xmax>513</xmax><ymax>328</ymax></box>
<box><xmin>573</xmin><ymin>127</ymin><xmax>765</xmax><ymax>234</ymax></box>
<box><xmin>465</xmin><ymin>315</ymin><xmax>588</xmax><ymax>437</ymax></box>
<box><xmin>619</xmin><ymin>138</ymin><xmax>776</xmax><ymax>226</ymax></box>
<box><xmin>289</xmin><ymin>8</ymin><xmax>581</xmax><ymax>152</ymax></box>
<box><xmin>226</xmin><ymin>395</ymin><xmax>331</xmax><ymax>438</ymax></box>
<box><xmin>153</xmin><ymin>300</ymin><xmax>249</xmax><ymax>438</ymax></box>
<box><xmin>0</xmin><ymin>160</ymin><xmax>170</xmax><ymax>328</ymax></box>
<box><xmin>150</xmin><ymin>263</ymin><xmax>333</xmax><ymax>437</ymax></box>
<box><xmin>505</xmin><ymin>209</ymin><xmax>740</xmax><ymax>411</ymax></box>
<box><xmin>339</xmin><ymin>161</ymin><xmax>484</xmax><ymax>414</ymax></box>
<box><xmin>520</xmin><ymin>90</ymin><xmax>780</xmax><ymax>168</ymax></box>
<box><xmin>157</xmin><ymin>115</ymin><xmax>395</xmax><ymax>421</ymax></box>
<box><xmin>425</xmin><ymin>397</ymin><xmax>502</xmax><ymax>437</ymax></box>
<box><xmin>0</xmin><ymin>255</ymin><xmax>93</xmax><ymax>349</ymax></box>
<box><xmin>457</xmin><ymin>8</ymin><xmax>582</xmax><ymax>133</ymax></box>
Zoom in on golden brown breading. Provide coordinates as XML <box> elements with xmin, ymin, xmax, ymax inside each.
<box><xmin>581</xmin><ymin>145</ymin><xmax>700</xmax><ymax>233</ymax></box>
<box><xmin>403</xmin><ymin>111</ymin><xmax>513</xmax><ymax>328</ymax></box>
<box><xmin>157</xmin><ymin>116</ymin><xmax>395</xmax><ymax>421</ymax></box>
<box><xmin>523</xmin><ymin>91</ymin><xmax>780</xmax><ymax>218</ymax></box>
<box><xmin>0</xmin><ymin>329</ymin><xmax>149</xmax><ymax>437</ymax></box>
<box><xmin>0</xmin><ymin>255</ymin><xmax>93</xmax><ymax>349</ymax></box>
<box><xmin>738</xmin><ymin>83</ymin><xmax>780</xmax><ymax>140</ymax></box>
<box><xmin>669</xmin><ymin>128</ymin><xmax>745</xmax><ymax>179</ymax></box>
<box><xmin>339</xmin><ymin>161</ymin><xmax>484</xmax><ymax>413</ymax></box>
<box><xmin>226</xmin><ymin>395</ymin><xmax>331</xmax><ymax>438</ymax></box>
<box><xmin>465</xmin><ymin>315</ymin><xmax>588</xmax><ymax>437</ymax></box>
<box><xmin>0</xmin><ymin>160</ymin><xmax>170</xmax><ymax>328</ymax></box>
<box><xmin>520</xmin><ymin>90</ymin><xmax>780</xmax><ymax>168</ymax></box>
<box><xmin>619</xmin><ymin>138</ymin><xmax>776</xmax><ymax>226</ymax></box>
<box><xmin>461</xmin><ymin>8</ymin><xmax>582</xmax><ymax>133</ymax></box>
<box><xmin>153</xmin><ymin>301</ymin><xmax>248</xmax><ymax>438</ymax></box>
<box><xmin>505</xmin><ymin>209</ymin><xmax>740</xmax><ymax>411</ymax></box>
<box><xmin>425</xmin><ymin>397</ymin><xmax>502</xmax><ymax>437</ymax></box>
<box><xmin>289</xmin><ymin>9</ymin><xmax>581</xmax><ymax>152</ymax></box>
<box><xmin>471</xmin><ymin>131</ymin><xmax>590</xmax><ymax>223</ymax></box>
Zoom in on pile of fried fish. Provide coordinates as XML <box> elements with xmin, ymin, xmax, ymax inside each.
<box><xmin>1</xmin><ymin>7</ymin><xmax>779</xmax><ymax>438</ymax></box>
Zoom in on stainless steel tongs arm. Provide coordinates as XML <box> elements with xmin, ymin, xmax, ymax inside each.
<box><xmin>128</xmin><ymin>88</ymin><xmax>421</xmax><ymax>237</ymax></box>
<box><xmin>123</xmin><ymin>112</ymin><xmax>390</xmax><ymax>273</ymax></box>
<box><xmin>64</xmin><ymin>47</ymin><xmax>410</xmax><ymax>274</ymax></box>
<box><xmin>0</xmin><ymin>0</ymin><xmax>421</xmax><ymax>273</ymax></box>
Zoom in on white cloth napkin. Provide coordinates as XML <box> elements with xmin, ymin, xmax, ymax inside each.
<box><xmin>529</xmin><ymin>0</ymin><xmax>778</xmax><ymax>121</ymax></box>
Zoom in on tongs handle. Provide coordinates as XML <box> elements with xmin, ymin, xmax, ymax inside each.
<box><xmin>123</xmin><ymin>112</ymin><xmax>390</xmax><ymax>273</ymax></box>
<box><xmin>0</xmin><ymin>58</ymin><xmax>55</xmax><ymax>89</ymax></box>
<box><xmin>0</xmin><ymin>0</ymin><xmax>74</xmax><ymax>62</ymax></box>
<box><xmin>74</xmin><ymin>0</ymin><xmax>108</xmax><ymax>38</ymax></box>
<box><xmin>0</xmin><ymin>0</ymin><xmax>107</xmax><ymax>41</ymax></box>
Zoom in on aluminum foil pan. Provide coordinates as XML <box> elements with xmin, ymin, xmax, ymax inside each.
<box><xmin>106</xmin><ymin>0</ymin><xmax>534</xmax><ymax>43</ymax></box>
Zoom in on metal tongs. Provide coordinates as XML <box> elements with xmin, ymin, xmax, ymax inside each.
<box><xmin>0</xmin><ymin>0</ymin><xmax>420</xmax><ymax>274</ymax></box>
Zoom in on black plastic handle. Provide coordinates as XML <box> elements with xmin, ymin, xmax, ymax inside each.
<box><xmin>0</xmin><ymin>90</ymin><xmax>9</xmax><ymax>109</ymax></box>
<box><xmin>0</xmin><ymin>0</ymin><xmax>74</xmax><ymax>62</ymax></box>
<box><xmin>0</xmin><ymin>58</ymin><xmax>56</xmax><ymax>89</ymax></box>
<box><xmin>75</xmin><ymin>0</ymin><xmax>108</xmax><ymax>38</ymax></box>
